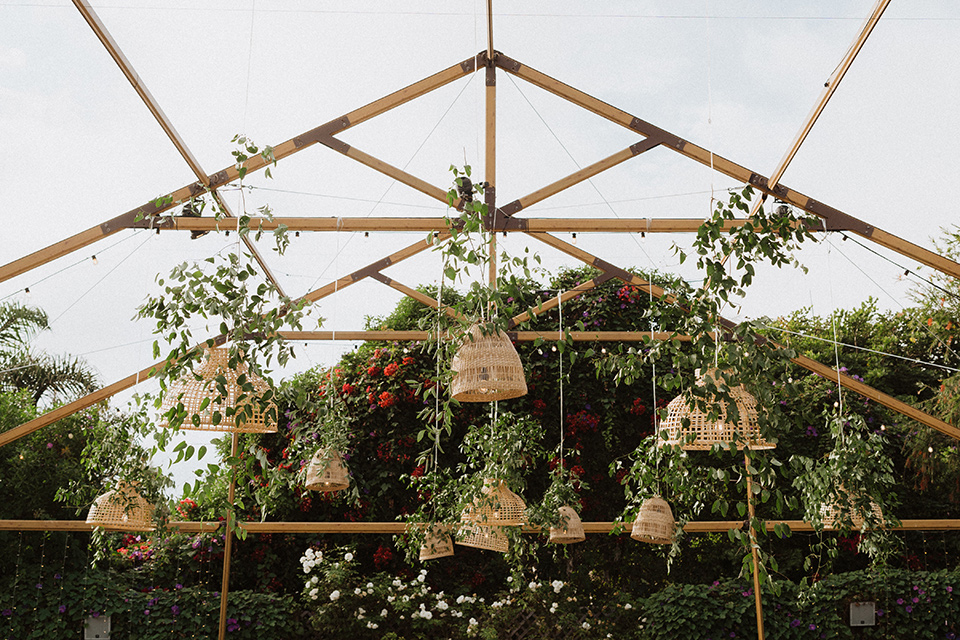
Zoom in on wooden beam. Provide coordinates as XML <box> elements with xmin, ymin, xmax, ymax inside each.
<box><xmin>497</xmin><ymin>54</ymin><xmax>960</xmax><ymax>281</ymax></box>
<box><xmin>280</xmin><ymin>330</ymin><xmax>696</xmax><ymax>342</ymax></box>
<box><xmin>507</xmin><ymin>272</ymin><xmax>615</xmax><ymax>328</ymax></box>
<box><xmin>528</xmin><ymin>232</ymin><xmax>960</xmax><ymax>439</ymax></box>
<box><xmin>4</xmin><ymin>519</ymin><xmax>960</xmax><ymax>533</ymax></box>
<box><xmin>136</xmin><ymin>216</ymin><xmax>752</xmax><ymax>234</ymax></box>
<box><xmin>499</xmin><ymin>140</ymin><xmax>661</xmax><ymax>217</ymax></box>
<box><xmin>367</xmin><ymin>272</ymin><xmax>462</xmax><ymax>320</ymax></box>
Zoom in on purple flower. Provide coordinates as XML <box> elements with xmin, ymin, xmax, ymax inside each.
<box><xmin>144</xmin><ymin>609</ymin><xmax>150</xmax><ymax>616</ymax></box>
<box><xmin>877</xmin><ymin>609</ymin><xmax>884</xmax><ymax>617</ymax></box>
<box><xmin>176</xmin><ymin>583</ymin><xmax>183</xmax><ymax>590</ymax></box>
<box><xmin>806</xmin><ymin>425</ymin><xmax>818</xmax><ymax>437</ymax></box>
<box><xmin>912</xmin><ymin>597</ymin><xmax>919</xmax><ymax>603</ymax></box>
<box><xmin>809</xmin><ymin>623</ymin><xmax>817</xmax><ymax>630</ymax></box>
<box><xmin>906</xmin><ymin>606</ymin><xmax>913</xmax><ymax>613</ymax></box>
<box><xmin>948</xmin><ymin>586</ymin><xmax>954</xmax><ymax>593</ymax></box>
<box><xmin>790</xmin><ymin>619</ymin><xmax>801</xmax><ymax>627</ymax></box>
<box><xmin>2</xmin><ymin>609</ymin><xmax>12</xmax><ymax>617</ymax></box>
<box><xmin>54</xmin><ymin>573</ymin><xmax>61</xmax><ymax>580</ymax></box>
<box><xmin>59</xmin><ymin>605</ymin><xmax>66</xmax><ymax>614</ymax></box>
<box><xmin>47</xmin><ymin>442</ymin><xmax>53</xmax><ymax>449</ymax></box>
<box><xmin>897</xmin><ymin>598</ymin><xmax>904</xmax><ymax>605</ymax></box>
<box><xmin>227</xmin><ymin>617</ymin><xmax>240</xmax><ymax>632</ymax></box>
<box><xmin>171</xmin><ymin>605</ymin><xmax>180</xmax><ymax>616</ymax></box>
<box><xmin>35</xmin><ymin>583</ymin><xmax>42</xmax><ymax>589</ymax></box>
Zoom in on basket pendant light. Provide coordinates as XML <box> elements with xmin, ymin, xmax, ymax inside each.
<box><xmin>450</xmin><ymin>324</ymin><xmax>527</xmax><ymax>402</ymax></box>
<box><xmin>549</xmin><ymin>505</ymin><xmax>586</xmax><ymax>544</ymax></box>
<box><xmin>304</xmin><ymin>448</ymin><xmax>350</xmax><ymax>493</ymax></box>
<box><xmin>631</xmin><ymin>496</ymin><xmax>675</xmax><ymax>545</ymax></box>
<box><xmin>820</xmin><ymin>486</ymin><xmax>884</xmax><ymax>531</ymax></box>
<box><xmin>86</xmin><ymin>481</ymin><xmax>155</xmax><ymax>532</ymax></box>
<box><xmin>419</xmin><ymin>525</ymin><xmax>455</xmax><ymax>561</ymax></box>
<box><xmin>159</xmin><ymin>346</ymin><xmax>277</xmax><ymax>433</ymax></box>
<box><xmin>658</xmin><ymin>368</ymin><xmax>773</xmax><ymax>451</ymax></box>
<box><xmin>457</xmin><ymin>479</ymin><xmax>526</xmax><ymax>553</ymax></box>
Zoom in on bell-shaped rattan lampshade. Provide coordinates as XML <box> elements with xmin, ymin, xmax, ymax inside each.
<box><xmin>419</xmin><ymin>526</ymin><xmax>455</xmax><ymax>561</ymax></box>
<box><xmin>460</xmin><ymin>479</ymin><xmax>526</xmax><ymax>526</ymax></box>
<box><xmin>159</xmin><ymin>347</ymin><xmax>277</xmax><ymax>433</ymax></box>
<box><xmin>304</xmin><ymin>448</ymin><xmax>350</xmax><ymax>493</ymax></box>
<box><xmin>631</xmin><ymin>496</ymin><xmax>675</xmax><ymax>545</ymax></box>
<box><xmin>457</xmin><ymin>523</ymin><xmax>509</xmax><ymax>553</ymax></box>
<box><xmin>548</xmin><ymin>505</ymin><xmax>586</xmax><ymax>544</ymax></box>
<box><xmin>86</xmin><ymin>481</ymin><xmax>155</xmax><ymax>532</ymax></box>
<box><xmin>657</xmin><ymin>369</ymin><xmax>773</xmax><ymax>451</ymax></box>
<box><xmin>450</xmin><ymin>324</ymin><xmax>527</xmax><ymax>402</ymax></box>
<box><xmin>820</xmin><ymin>486</ymin><xmax>884</xmax><ymax>531</ymax></box>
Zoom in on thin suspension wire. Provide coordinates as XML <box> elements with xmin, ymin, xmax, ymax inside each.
<box><xmin>650</xmin><ymin>272</ymin><xmax>661</xmax><ymax>495</ymax></box>
<box><xmin>826</xmin><ymin>235</ymin><xmax>845</xmax><ymax>429</ymax></box>
<box><xmin>761</xmin><ymin>325</ymin><xmax>960</xmax><ymax>374</ymax></box>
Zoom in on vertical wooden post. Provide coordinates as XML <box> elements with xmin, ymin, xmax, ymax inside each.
<box><xmin>744</xmin><ymin>451</ymin><xmax>765</xmax><ymax>640</ymax></box>
<box><xmin>485</xmin><ymin>0</ymin><xmax>497</xmax><ymax>293</ymax></box>
<box><xmin>217</xmin><ymin>432</ymin><xmax>239</xmax><ymax>640</ymax></box>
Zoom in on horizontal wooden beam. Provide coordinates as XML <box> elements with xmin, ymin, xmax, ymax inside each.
<box><xmin>281</xmin><ymin>330</ymin><xmax>694</xmax><ymax>342</ymax></box>
<box><xmin>4</xmin><ymin>519</ymin><xmax>959</xmax><ymax>533</ymax></box>
<box><xmin>138</xmin><ymin>216</ymin><xmax>753</xmax><ymax>234</ymax></box>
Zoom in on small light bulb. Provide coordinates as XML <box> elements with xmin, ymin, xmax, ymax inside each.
<box><xmin>571</xmin><ymin>233</ymin><xmax>577</xmax><ymax>245</ymax></box>
<box><xmin>295</xmin><ymin>231</ymin><xmax>300</xmax><ymax>238</ymax></box>
<box><xmin>24</xmin><ymin>287</ymin><xmax>31</xmax><ymax>296</ymax></box>
<box><xmin>91</xmin><ymin>255</ymin><xmax>98</xmax><ymax>265</ymax></box>
<box><xmin>929</xmin><ymin>446</ymin><xmax>934</xmax><ymax>453</ymax></box>
<box><xmin>601</xmin><ymin>348</ymin><xmax>607</xmax><ymax>354</ymax></box>
<box><xmin>364</xmin><ymin>232</ymin><xmax>370</xmax><ymax>238</ymax></box>
<box><xmin>880</xmin><ymin>425</ymin><xmax>886</xmax><ymax>431</ymax></box>
<box><xmin>551</xmin><ymin>346</ymin><xmax>557</xmax><ymax>352</ymax></box>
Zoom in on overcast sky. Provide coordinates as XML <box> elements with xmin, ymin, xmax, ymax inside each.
<box><xmin>2</xmin><ymin>1</ymin><xmax>959</xmax><ymax>485</ymax></box>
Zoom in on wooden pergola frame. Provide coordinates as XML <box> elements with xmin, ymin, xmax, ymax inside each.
<box><xmin>3</xmin><ymin>1</ymin><xmax>958</xmax><ymax>638</ymax></box>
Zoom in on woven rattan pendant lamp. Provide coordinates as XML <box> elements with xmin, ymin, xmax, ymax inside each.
<box><xmin>821</xmin><ymin>486</ymin><xmax>884</xmax><ymax>531</ymax></box>
<box><xmin>419</xmin><ymin>525</ymin><xmax>455</xmax><ymax>560</ymax></box>
<box><xmin>457</xmin><ymin>479</ymin><xmax>525</xmax><ymax>553</ymax></box>
<box><xmin>549</xmin><ymin>505</ymin><xmax>586</xmax><ymax>544</ymax></box>
<box><xmin>450</xmin><ymin>324</ymin><xmax>527</xmax><ymax>402</ymax></box>
<box><xmin>86</xmin><ymin>481</ymin><xmax>155</xmax><ymax>532</ymax></box>
<box><xmin>631</xmin><ymin>496</ymin><xmax>675</xmax><ymax>545</ymax></box>
<box><xmin>159</xmin><ymin>346</ymin><xmax>277</xmax><ymax>433</ymax></box>
<box><xmin>658</xmin><ymin>368</ymin><xmax>773</xmax><ymax>451</ymax></box>
<box><xmin>457</xmin><ymin>523</ymin><xmax>510</xmax><ymax>553</ymax></box>
<box><xmin>304</xmin><ymin>448</ymin><xmax>350</xmax><ymax>493</ymax></box>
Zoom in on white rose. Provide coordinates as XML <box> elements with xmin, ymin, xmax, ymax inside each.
<box><xmin>344</xmin><ymin>552</ymin><xmax>354</xmax><ymax>562</ymax></box>
<box><xmin>354</xmin><ymin>588</ymin><xmax>362</xmax><ymax>595</ymax></box>
<box><xmin>310</xmin><ymin>576</ymin><xmax>319</xmax><ymax>585</ymax></box>
<box><xmin>366</xmin><ymin>582</ymin><xmax>374</xmax><ymax>589</ymax></box>
<box><xmin>330</xmin><ymin>590</ymin><xmax>340</xmax><ymax>601</ymax></box>
<box><xmin>417</xmin><ymin>574</ymin><xmax>425</xmax><ymax>583</ymax></box>
<box><xmin>624</xmin><ymin>603</ymin><xmax>632</xmax><ymax>610</ymax></box>
<box><xmin>582</xmin><ymin>622</ymin><xmax>591</xmax><ymax>630</ymax></box>
<box><xmin>469</xmin><ymin>618</ymin><xmax>478</xmax><ymax>626</ymax></box>
<box><xmin>528</xmin><ymin>581</ymin><xmax>538</xmax><ymax>590</ymax></box>
<box><xmin>309</xmin><ymin>588</ymin><xmax>318</xmax><ymax>597</ymax></box>
<box><xmin>422</xmin><ymin>611</ymin><xmax>433</xmax><ymax>620</ymax></box>
<box><xmin>381</xmin><ymin>609</ymin><xmax>388</xmax><ymax>617</ymax></box>
<box><xmin>303</xmin><ymin>566</ymin><xmax>311</xmax><ymax>574</ymax></box>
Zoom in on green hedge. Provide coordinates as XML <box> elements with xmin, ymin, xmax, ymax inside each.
<box><xmin>0</xmin><ymin>569</ymin><xmax>307</xmax><ymax>640</ymax></box>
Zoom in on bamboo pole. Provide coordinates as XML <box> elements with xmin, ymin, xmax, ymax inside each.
<box><xmin>217</xmin><ymin>432</ymin><xmax>239</xmax><ymax>640</ymax></box>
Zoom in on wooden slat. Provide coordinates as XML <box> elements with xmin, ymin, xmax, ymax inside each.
<box><xmin>335</xmin><ymin>144</ymin><xmax>453</xmax><ymax>205</ymax></box>
<box><xmin>4</xmin><ymin>519</ymin><xmax>960</xmax><ymax>533</ymax></box>
<box><xmin>368</xmin><ymin>272</ymin><xmax>463</xmax><ymax>320</ymax></box>
<box><xmin>499</xmin><ymin>55</ymin><xmax>960</xmax><ymax>281</ymax></box>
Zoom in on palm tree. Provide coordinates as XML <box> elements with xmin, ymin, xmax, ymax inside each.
<box><xmin>0</xmin><ymin>302</ymin><xmax>99</xmax><ymax>404</ymax></box>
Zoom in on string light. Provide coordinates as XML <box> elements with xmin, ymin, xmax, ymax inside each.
<box><xmin>91</xmin><ymin>255</ymin><xmax>98</xmax><ymax>265</ymax></box>
<box><xmin>571</xmin><ymin>232</ymin><xmax>577</xmax><ymax>245</ymax></box>
<box><xmin>24</xmin><ymin>287</ymin><xmax>30</xmax><ymax>296</ymax></box>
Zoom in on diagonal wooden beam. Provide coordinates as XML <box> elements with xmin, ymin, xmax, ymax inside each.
<box><xmin>367</xmin><ymin>271</ymin><xmax>463</xmax><ymax>320</ymax></box>
<box><xmin>527</xmin><ymin>231</ymin><xmax>960</xmax><ymax>440</ymax></box>
<box><xmin>0</xmin><ymin>236</ymin><xmax>446</xmax><ymax>448</ymax></box>
<box><xmin>0</xmin><ymin>56</ymin><xmax>477</xmax><ymax>285</ymax></box>
<box><xmin>506</xmin><ymin>272</ymin><xmax>615</xmax><ymax>328</ymax></box>
<box><xmin>280</xmin><ymin>330</ymin><xmax>695</xmax><ymax>342</ymax></box>
<box><xmin>496</xmin><ymin>54</ymin><xmax>960</xmax><ymax>281</ymax></box>
<box><xmin>498</xmin><ymin>139</ymin><xmax>662</xmax><ymax>218</ymax></box>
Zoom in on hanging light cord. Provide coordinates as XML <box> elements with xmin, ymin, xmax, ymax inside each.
<box><xmin>826</xmin><ymin>235</ymin><xmax>845</xmax><ymax>444</ymax></box>
<box><xmin>649</xmin><ymin>276</ymin><xmax>661</xmax><ymax>496</ymax></box>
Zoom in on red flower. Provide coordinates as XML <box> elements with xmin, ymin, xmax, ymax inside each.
<box><xmin>367</xmin><ymin>365</ymin><xmax>381</xmax><ymax>376</ymax></box>
<box><xmin>342</xmin><ymin>383</ymin><xmax>355</xmax><ymax>395</ymax></box>
<box><xmin>378</xmin><ymin>392</ymin><xmax>396</xmax><ymax>408</ymax></box>
<box><xmin>384</xmin><ymin>363</ymin><xmax>400</xmax><ymax>377</ymax></box>
<box><xmin>630</xmin><ymin>398</ymin><xmax>646</xmax><ymax>415</ymax></box>
<box><xmin>411</xmin><ymin>465</ymin><xmax>425</xmax><ymax>478</ymax></box>
<box><xmin>373</xmin><ymin>545</ymin><xmax>393</xmax><ymax>569</ymax></box>
<box><xmin>402</xmin><ymin>356</ymin><xmax>416</xmax><ymax>366</ymax></box>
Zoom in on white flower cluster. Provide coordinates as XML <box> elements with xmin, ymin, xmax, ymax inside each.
<box><xmin>551</xmin><ymin>580</ymin><xmax>564</xmax><ymax>593</ymax></box>
<box><xmin>299</xmin><ymin>547</ymin><xmax>321</xmax><ymax>574</ymax></box>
